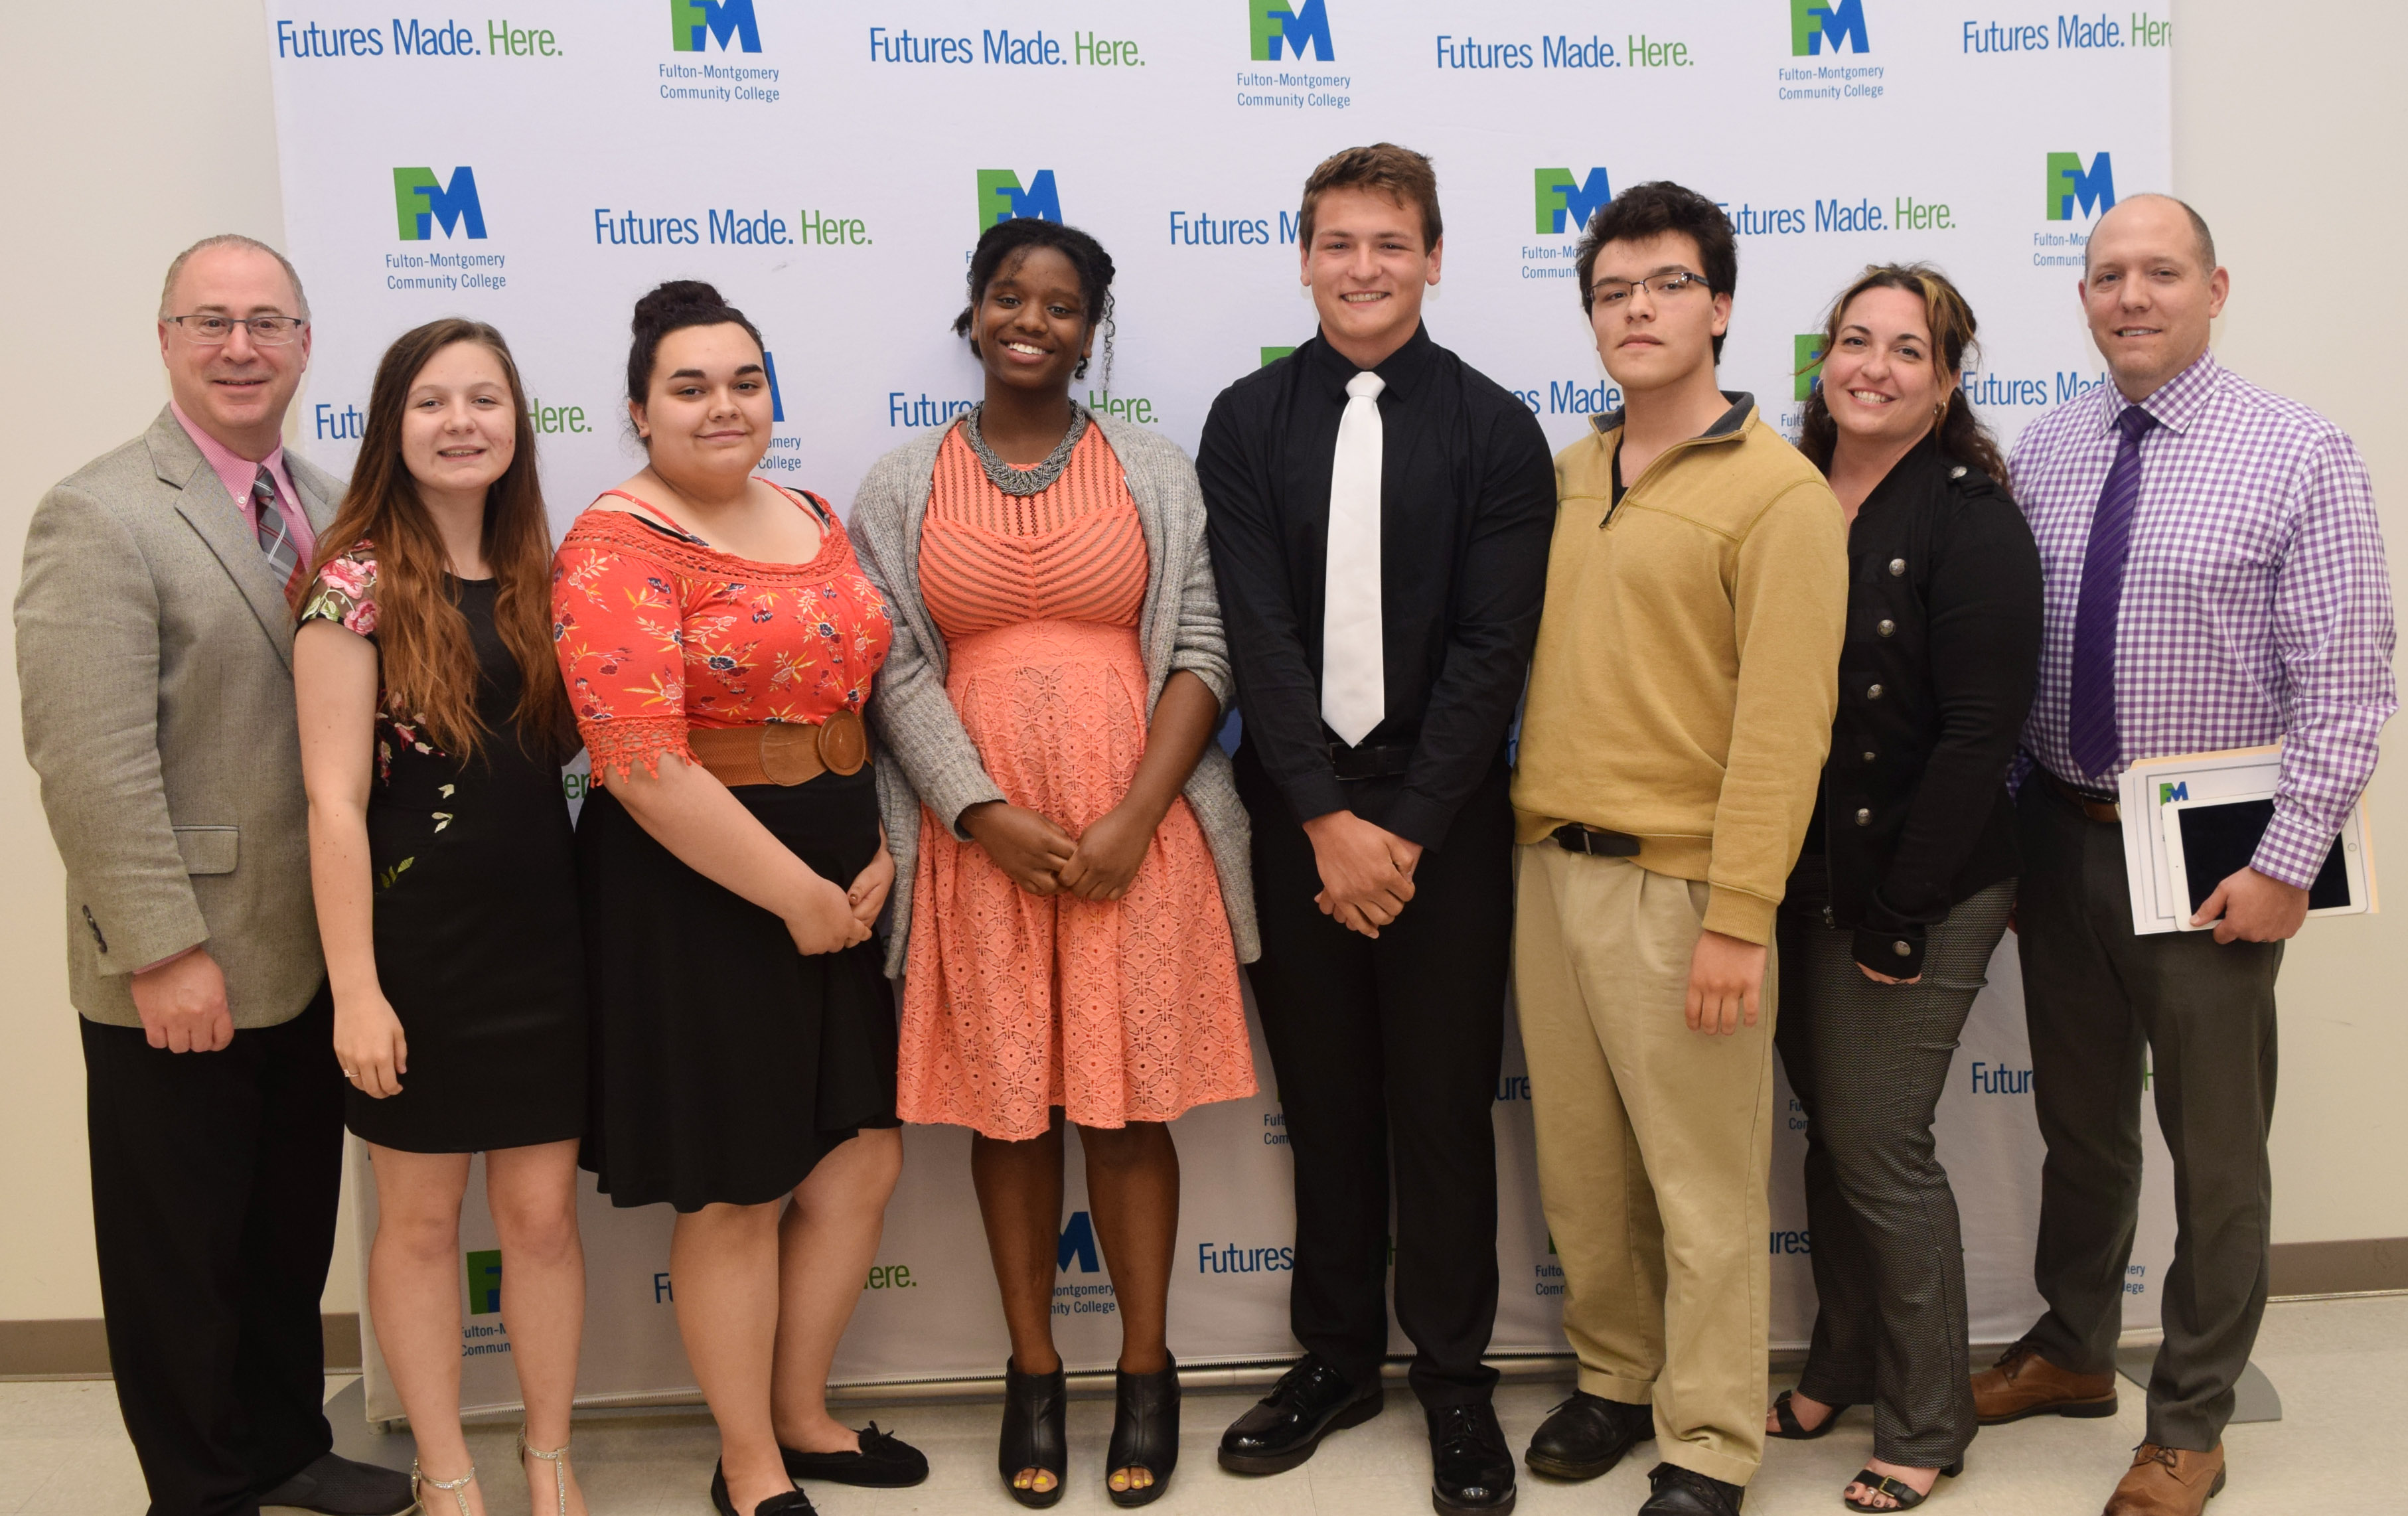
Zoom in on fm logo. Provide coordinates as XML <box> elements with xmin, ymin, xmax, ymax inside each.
<box><xmin>1794</xmin><ymin>333</ymin><xmax>1827</xmax><ymax>402</ymax></box>
<box><xmin>1790</xmin><ymin>0</ymin><xmax>1870</xmax><ymax>55</ymax></box>
<box><xmin>672</xmin><ymin>0</ymin><xmax>760</xmax><ymax>52</ymax></box>
<box><xmin>1535</xmin><ymin>168</ymin><xmax>1613</xmax><ymax>236</ymax></box>
<box><xmin>1249</xmin><ymin>0</ymin><xmax>1335</xmax><ymax>61</ymax></box>
<box><xmin>1058</xmin><ymin>1211</ymin><xmax>1100</xmax><ymax>1274</ymax></box>
<box><xmin>2045</xmin><ymin>151</ymin><xmax>2117</xmax><ymax>221</ymax></box>
<box><xmin>465</xmin><ymin>1249</ymin><xmax>502</xmax><ymax>1315</ymax></box>
<box><xmin>393</xmin><ymin>167</ymin><xmax>486</xmax><ymax>242</ymax></box>
<box><xmin>976</xmin><ymin>169</ymin><xmax>1063</xmax><ymax>231</ymax></box>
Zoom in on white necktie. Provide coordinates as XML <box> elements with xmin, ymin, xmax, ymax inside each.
<box><xmin>1322</xmin><ymin>371</ymin><xmax>1387</xmax><ymax>747</ymax></box>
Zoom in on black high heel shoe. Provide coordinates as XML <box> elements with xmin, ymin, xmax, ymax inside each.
<box><xmin>1769</xmin><ymin>1389</ymin><xmax>1852</xmax><ymax>1440</ymax></box>
<box><xmin>1106</xmin><ymin>1355</ymin><xmax>1180</xmax><ymax>1508</ymax></box>
<box><xmin>998</xmin><ymin>1357</ymin><xmax>1069</xmax><ymax>1509</ymax></box>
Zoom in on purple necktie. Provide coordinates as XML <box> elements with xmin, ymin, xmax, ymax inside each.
<box><xmin>2066</xmin><ymin>404</ymin><xmax>2158</xmax><ymax>778</ymax></box>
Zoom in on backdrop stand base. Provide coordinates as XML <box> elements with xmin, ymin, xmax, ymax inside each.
<box><xmin>326</xmin><ymin>1378</ymin><xmax>417</xmax><ymax>1466</ymax></box>
<box><xmin>2113</xmin><ymin>1346</ymin><xmax>2283</xmax><ymax>1424</ymax></box>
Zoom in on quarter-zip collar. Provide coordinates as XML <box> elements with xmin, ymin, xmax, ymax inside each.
<box><xmin>1589</xmin><ymin>390</ymin><xmax>1757</xmax><ymax>520</ymax></box>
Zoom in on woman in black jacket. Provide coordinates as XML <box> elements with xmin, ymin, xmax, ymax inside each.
<box><xmin>1763</xmin><ymin>265</ymin><xmax>2042</xmax><ymax>1513</ymax></box>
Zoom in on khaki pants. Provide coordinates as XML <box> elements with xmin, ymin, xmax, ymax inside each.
<box><xmin>1513</xmin><ymin>844</ymin><xmax>1777</xmax><ymax>1488</ymax></box>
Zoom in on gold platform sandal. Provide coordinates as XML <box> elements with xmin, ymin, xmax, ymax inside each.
<box><xmin>410</xmin><ymin>1459</ymin><xmax>479</xmax><ymax>1516</ymax></box>
<box><xmin>518</xmin><ymin>1428</ymin><xmax>573</xmax><ymax>1516</ymax></box>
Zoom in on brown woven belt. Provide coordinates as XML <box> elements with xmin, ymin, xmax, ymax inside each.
<box><xmin>687</xmin><ymin>710</ymin><xmax>867</xmax><ymax>788</ymax></box>
<box><xmin>2044</xmin><ymin>771</ymin><xmax>2121</xmax><ymax>825</ymax></box>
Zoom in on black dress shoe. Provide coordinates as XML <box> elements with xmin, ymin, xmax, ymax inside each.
<box><xmin>1639</xmin><ymin>1462</ymin><xmax>1745</xmax><ymax>1516</ymax></box>
<box><xmin>1218</xmin><ymin>1354</ymin><xmax>1384</xmax><ymax>1475</ymax></box>
<box><xmin>779</xmin><ymin>1422</ymin><xmax>929</xmax><ymax>1487</ymax></box>
<box><xmin>1428</xmin><ymin>1401</ymin><xmax>1517</xmax><ymax>1514</ymax></box>
<box><xmin>258</xmin><ymin>1452</ymin><xmax>414</xmax><ymax>1515</ymax></box>
<box><xmin>710</xmin><ymin>1460</ymin><xmax>816</xmax><ymax>1516</ymax></box>
<box><xmin>1523</xmin><ymin>1390</ymin><xmax>1653</xmax><ymax>1481</ymax></box>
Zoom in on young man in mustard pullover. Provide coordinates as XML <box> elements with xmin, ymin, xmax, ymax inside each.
<box><xmin>1510</xmin><ymin>182</ymin><xmax>1847</xmax><ymax>1516</ymax></box>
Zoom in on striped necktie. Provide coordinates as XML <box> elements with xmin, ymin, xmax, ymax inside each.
<box><xmin>250</xmin><ymin>465</ymin><xmax>304</xmax><ymax>599</ymax></box>
<box><xmin>2066</xmin><ymin>403</ymin><xmax>2159</xmax><ymax>779</ymax></box>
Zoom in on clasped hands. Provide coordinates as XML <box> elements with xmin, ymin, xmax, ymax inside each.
<box><xmin>962</xmin><ymin>799</ymin><xmax>1158</xmax><ymax>901</ymax></box>
<box><xmin>788</xmin><ymin>836</ymin><xmax>895</xmax><ymax>956</ymax></box>
<box><xmin>1302</xmin><ymin>810</ymin><xmax>1422</xmax><ymax>938</ymax></box>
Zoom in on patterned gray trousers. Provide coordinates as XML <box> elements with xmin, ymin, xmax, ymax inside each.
<box><xmin>1773</xmin><ymin>872</ymin><xmax>2016</xmax><ymax>1468</ymax></box>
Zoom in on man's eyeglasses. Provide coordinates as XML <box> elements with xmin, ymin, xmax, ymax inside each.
<box><xmin>165</xmin><ymin>314</ymin><xmax>308</xmax><ymax>346</ymax></box>
<box><xmin>1590</xmin><ymin>271</ymin><xmax>1711</xmax><ymax>309</ymax></box>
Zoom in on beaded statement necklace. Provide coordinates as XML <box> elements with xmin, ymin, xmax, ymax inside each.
<box><xmin>960</xmin><ymin>403</ymin><xmax>1089</xmax><ymax>496</ymax></box>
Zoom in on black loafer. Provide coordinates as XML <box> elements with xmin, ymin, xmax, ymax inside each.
<box><xmin>1428</xmin><ymin>1401</ymin><xmax>1517</xmax><ymax>1514</ymax></box>
<box><xmin>709</xmin><ymin>1460</ymin><xmax>815</xmax><ymax>1516</ymax></box>
<box><xmin>1525</xmin><ymin>1391</ymin><xmax>1655</xmax><ymax>1481</ymax></box>
<box><xmin>780</xmin><ymin>1422</ymin><xmax>928</xmax><ymax>1487</ymax></box>
<box><xmin>258</xmin><ymin>1452</ymin><xmax>415</xmax><ymax>1515</ymax></box>
<box><xmin>1639</xmin><ymin>1462</ymin><xmax>1745</xmax><ymax>1516</ymax></box>
<box><xmin>1218</xmin><ymin>1354</ymin><xmax>1383</xmax><ymax>1475</ymax></box>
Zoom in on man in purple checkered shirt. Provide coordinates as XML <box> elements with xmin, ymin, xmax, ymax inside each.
<box><xmin>1972</xmin><ymin>195</ymin><xmax>2395</xmax><ymax>1516</ymax></box>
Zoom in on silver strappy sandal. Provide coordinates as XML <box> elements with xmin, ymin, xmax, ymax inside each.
<box><xmin>518</xmin><ymin>1428</ymin><xmax>573</xmax><ymax>1516</ymax></box>
<box><xmin>410</xmin><ymin>1459</ymin><xmax>478</xmax><ymax>1516</ymax></box>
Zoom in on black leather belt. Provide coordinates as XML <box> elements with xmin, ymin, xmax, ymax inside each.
<box><xmin>1329</xmin><ymin>741</ymin><xmax>1415</xmax><ymax>781</ymax></box>
<box><xmin>1550</xmin><ymin>823</ymin><xmax>1642</xmax><ymax>857</ymax></box>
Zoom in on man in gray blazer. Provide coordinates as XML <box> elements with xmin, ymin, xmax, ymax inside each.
<box><xmin>15</xmin><ymin>236</ymin><xmax>408</xmax><ymax>1516</ymax></box>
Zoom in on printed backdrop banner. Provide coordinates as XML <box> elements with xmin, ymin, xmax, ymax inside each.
<box><xmin>261</xmin><ymin>0</ymin><xmax>2177</xmax><ymax>1420</ymax></box>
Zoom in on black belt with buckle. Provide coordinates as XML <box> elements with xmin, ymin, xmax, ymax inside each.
<box><xmin>1329</xmin><ymin>740</ymin><xmax>1415</xmax><ymax>781</ymax></box>
<box><xmin>1550</xmin><ymin>823</ymin><xmax>1642</xmax><ymax>857</ymax></box>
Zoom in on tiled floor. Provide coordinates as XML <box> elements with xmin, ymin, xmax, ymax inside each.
<box><xmin>4</xmin><ymin>1296</ymin><xmax>2397</xmax><ymax>1515</ymax></box>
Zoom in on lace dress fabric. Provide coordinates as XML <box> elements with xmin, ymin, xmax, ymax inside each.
<box><xmin>897</xmin><ymin>424</ymin><xmax>1254</xmax><ymax>1140</ymax></box>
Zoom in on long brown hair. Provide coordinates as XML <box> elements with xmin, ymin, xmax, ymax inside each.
<box><xmin>306</xmin><ymin>319</ymin><xmax>571</xmax><ymax>761</ymax></box>
<box><xmin>1797</xmin><ymin>263</ymin><xmax>2010</xmax><ymax>489</ymax></box>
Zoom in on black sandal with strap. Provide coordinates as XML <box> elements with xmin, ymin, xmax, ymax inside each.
<box><xmin>1769</xmin><ymin>1390</ymin><xmax>1852</xmax><ymax>1440</ymax></box>
<box><xmin>1842</xmin><ymin>1458</ymin><xmax>1963</xmax><ymax>1511</ymax></box>
<box><xmin>998</xmin><ymin>1357</ymin><xmax>1069</xmax><ymax>1509</ymax></box>
<box><xmin>1106</xmin><ymin>1356</ymin><xmax>1180</xmax><ymax>1508</ymax></box>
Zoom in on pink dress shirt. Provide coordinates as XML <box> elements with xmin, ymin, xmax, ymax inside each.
<box><xmin>170</xmin><ymin>402</ymin><xmax>317</xmax><ymax>567</ymax></box>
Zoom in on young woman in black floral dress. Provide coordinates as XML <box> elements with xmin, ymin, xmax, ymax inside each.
<box><xmin>295</xmin><ymin>319</ymin><xmax>588</xmax><ymax>1516</ymax></box>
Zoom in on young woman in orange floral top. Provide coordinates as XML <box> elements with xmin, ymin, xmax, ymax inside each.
<box><xmin>294</xmin><ymin>319</ymin><xmax>589</xmax><ymax>1516</ymax></box>
<box><xmin>550</xmin><ymin>281</ymin><xmax>921</xmax><ymax>1516</ymax></box>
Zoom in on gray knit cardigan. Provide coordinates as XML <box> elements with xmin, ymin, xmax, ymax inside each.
<box><xmin>850</xmin><ymin>413</ymin><xmax>1260</xmax><ymax>978</ymax></box>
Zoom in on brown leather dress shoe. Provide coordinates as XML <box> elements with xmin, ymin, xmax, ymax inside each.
<box><xmin>1969</xmin><ymin>1339</ymin><xmax>2118</xmax><ymax>1424</ymax></box>
<box><xmin>2103</xmin><ymin>1443</ymin><xmax>2225</xmax><ymax>1515</ymax></box>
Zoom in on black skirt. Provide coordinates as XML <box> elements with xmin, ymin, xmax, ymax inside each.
<box><xmin>576</xmin><ymin>763</ymin><xmax>898</xmax><ymax>1212</ymax></box>
<box><xmin>350</xmin><ymin>578</ymin><xmax>586</xmax><ymax>1153</ymax></box>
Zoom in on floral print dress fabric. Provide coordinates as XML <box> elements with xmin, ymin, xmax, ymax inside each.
<box><xmin>548</xmin><ymin>485</ymin><xmax>894</xmax><ymax>782</ymax></box>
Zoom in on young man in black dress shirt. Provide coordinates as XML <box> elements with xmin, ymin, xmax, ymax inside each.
<box><xmin>1197</xmin><ymin>143</ymin><xmax>1555</xmax><ymax>1515</ymax></box>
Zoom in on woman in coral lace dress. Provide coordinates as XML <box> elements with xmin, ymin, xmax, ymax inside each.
<box><xmin>852</xmin><ymin>220</ymin><xmax>1258</xmax><ymax>1510</ymax></box>
<box><xmin>551</xmin><ymin>281</ymin><xmax>925</xmax><ymax>1516</ymax></box>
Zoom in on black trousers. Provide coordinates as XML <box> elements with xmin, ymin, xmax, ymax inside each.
<box><xmin>82</xmin><ymin>986</ymin><xmax>346</xmax><ymax>1516</ymax></box>
<box><xmin>1236</xmin><ymin>745</ymin><xmax>1512</xmax><ymax>1408</ymax></box>
<box><xmin>2014</xmin><ymin>781</ymin><xmax>2281</xmax><ymax>1450</ymax></box>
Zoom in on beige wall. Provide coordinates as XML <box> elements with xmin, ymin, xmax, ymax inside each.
<box><xmin>3</xmin><ymin>1</ymin><xmax>2403</xmax><ymax>1323</ymax></box>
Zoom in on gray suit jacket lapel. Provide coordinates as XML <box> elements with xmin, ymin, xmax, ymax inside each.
<box><xmin>148</xmin><ymin>408</ymin><xmax>301</xmax><ymax>669</ymax></box>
